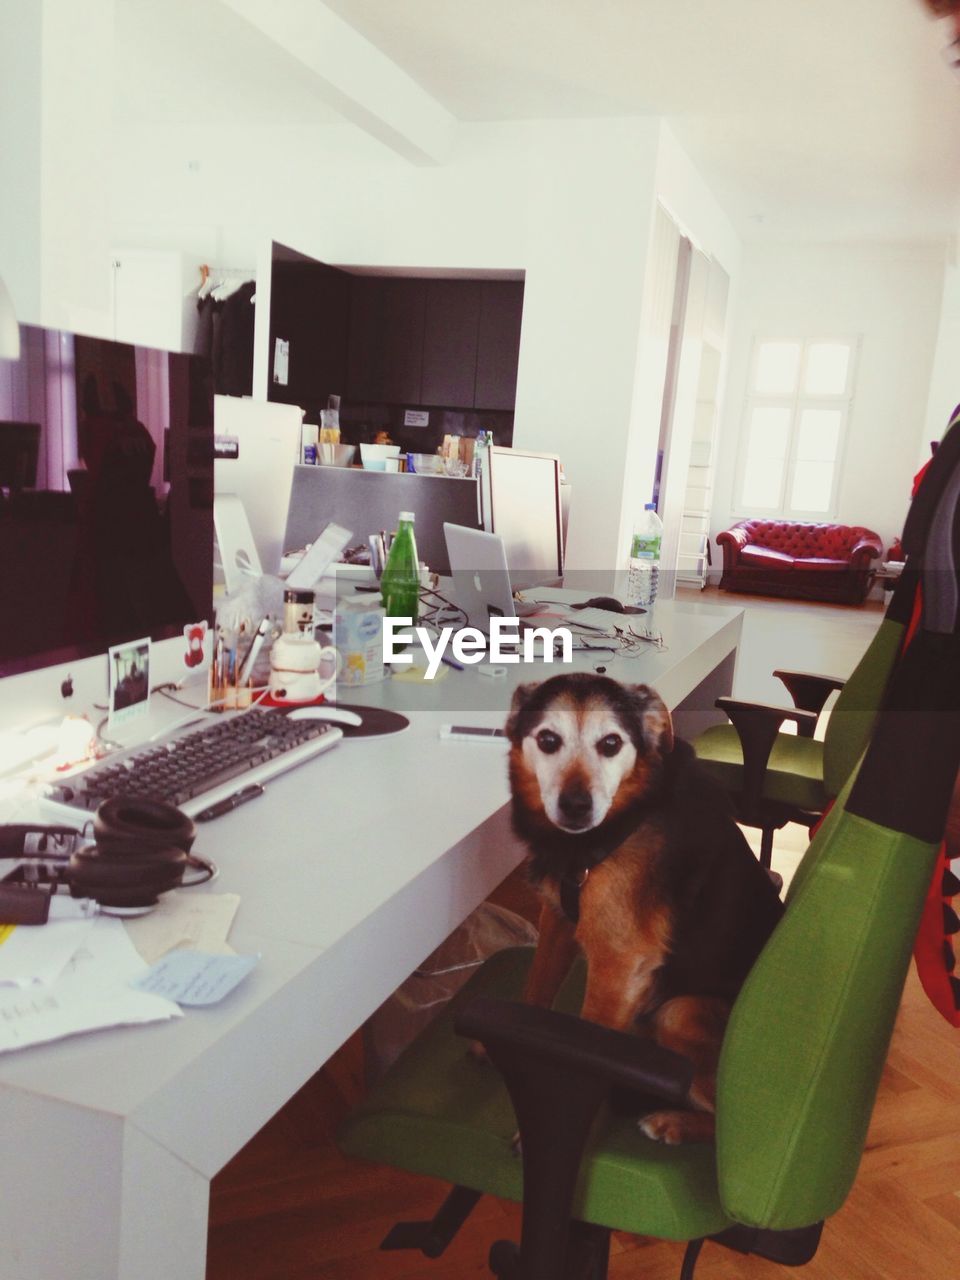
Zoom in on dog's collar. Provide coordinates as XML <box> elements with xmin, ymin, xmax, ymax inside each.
<box><xmin>559</xmin><ymin>868</ymin><xmax>590</xmax><ymax>923</ymax></box>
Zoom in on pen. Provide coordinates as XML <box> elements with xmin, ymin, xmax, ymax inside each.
<box><xmin>440</xmin><ymin>654</ymin><xmax>465</xmax><ymax>671</ymax></box>
<box><xmin>195</xmin><ymin>783</ymin><xmax>265</xmax><ymax>822</ymax></box>
<box><xmin>237</xmin><ymin>617</ymin><xmax>270</xmax><ymax>685</ymax></box>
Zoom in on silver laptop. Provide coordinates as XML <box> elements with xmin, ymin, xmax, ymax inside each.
<box><xmin>443</xmin><ymin>524</ymin><xmax>521</xmax><ymax>633</ymax></box>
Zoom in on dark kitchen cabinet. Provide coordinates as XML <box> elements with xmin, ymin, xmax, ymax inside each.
<box><xmin>475</xmin><ymin>281</ymin><xmax>524</xmax><ymax>410</ymax></box>
<box><xmin>268</xmin><ymin>259</ymin><xmax>350</xmax><ymax>408</ymax></box>
<box><xmin>346</xmin><ymin>277</ymin><xmax>425</xmax><ymax>405</ymax></box>
<box><xmin>420</xmin><ymin>280</ymin><xmax>481</xmax><ymax>408</ymax></box>
<box><xmin>380</xmin><ymin>279</ymin><xmax>426</xmax><ymax>404</ymax></box>
<box><xmin>345</xmin><ymin>275</ymin><xmax>524</xmax><ymax>410</ymax></box>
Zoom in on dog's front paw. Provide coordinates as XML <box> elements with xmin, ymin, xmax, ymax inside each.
<box><xmin>639</xmin><ymin>1110</ymin><xmax>715</xmax><ymax>1145</ymax></box>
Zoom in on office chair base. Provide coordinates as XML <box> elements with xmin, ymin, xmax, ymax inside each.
<box><xmin>680</xmin><ymin>1239</ymin><xmax>704</xmax><ymax>1280</ymax></box>
<box><xmin>711</xmin><ymin>1221</ymin><xmax>824</xmax><ymax>1266</ymax></box>
<box><xmin>380</xmin><ymin>1184</ymin><xmax>482</xmax><ymax>1257</ymax></box>
<box><xmin>489</xmin><ymin>1220</ymin><xmax>611</xmax><ymax>1280</ymax></box>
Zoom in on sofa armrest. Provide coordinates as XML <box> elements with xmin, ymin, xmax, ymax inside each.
<box><xmin>772</xmin><ymin>670</ymin><xmax>846</xmax><ymax>735</ymax></box>
<box><xmin>717</xmin><ymin>525</ymin><xmax>750</xmax><ymax>570</ymax></box>
<box><xmin>715</xmin><ymin>696</ymin><xmax>818</xmax><ymax>817</ymax></box>
<box><xmin>849</xmin><ymin>537</ymin><xmax>883</xmax><ymax>568</ymax></box>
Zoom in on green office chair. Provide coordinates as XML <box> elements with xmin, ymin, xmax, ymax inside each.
<box><xmin>690</xmin><ymin>416</ymin><xmax>960</xmax><ymax>869</ymax></box>
<box><xmin>338</xmin><ymin>431</ymin><xmax>960</xmax><ymax>1280</ymax></box>
<box><xmin>688</xmin><ymin>607</ymin><xmax>904</xmax><ymax>866</ymax></box>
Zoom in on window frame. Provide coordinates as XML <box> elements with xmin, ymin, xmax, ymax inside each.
<box><xmin>733</xmin><ymin>335</ymin><xmax>860</xmax><ymax>521</ymax></box>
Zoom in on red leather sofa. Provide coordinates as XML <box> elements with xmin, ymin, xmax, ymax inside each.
<box><xmin>717</xmin><ymin>519</ymin><xmax>883</xmax><ymax>604</ymax></box>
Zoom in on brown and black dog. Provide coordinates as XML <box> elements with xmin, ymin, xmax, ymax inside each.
<box><xmin>505</xmin><ymin>672</ymin><xmax>783</xmax><ymax>1143</ymax></box>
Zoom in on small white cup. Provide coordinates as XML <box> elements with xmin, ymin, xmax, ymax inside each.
<box><xmin>268</xmin><ymin>635</ymin><xmax>341</xmax><ymax>703</ymax></box>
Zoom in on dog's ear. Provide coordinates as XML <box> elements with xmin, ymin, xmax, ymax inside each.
<box><xmin>505</xmin><ymin>682</ymin><xmax>537</xmax><ymax>743</ymax></box>
<box><xmin>626</xmin><ymin>684</ymin><xmax>674</xmax><ymax>755</ymax></box>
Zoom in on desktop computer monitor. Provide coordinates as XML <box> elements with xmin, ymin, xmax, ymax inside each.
<box><xmin>481</xmin><ymin>446</ymin><xmax>563</xmax><ymax>588</ymax></box>
<box><xmin>0</xmin><ymin>324</ymin><xmax>213</xmax><ymax>678</ymax></box>
<box><xmin>213</xmin><ymin>395</ymin><xmax>304</xmax><ymax>579</ymax></box>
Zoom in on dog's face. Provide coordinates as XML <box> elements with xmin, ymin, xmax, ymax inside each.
<box><xmin>506</xmin><ymin>674</ymin><xmax>674</xmax><ymax>835</ymax></box>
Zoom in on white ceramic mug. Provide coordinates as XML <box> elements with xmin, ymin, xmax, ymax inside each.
<box><xmin>268</xmin><ymin>634</ymin><xmax>340</xmax><ymax>703</ymax></box>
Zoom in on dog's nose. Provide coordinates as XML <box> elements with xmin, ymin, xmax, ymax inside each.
<box><xmin>558</xmin><ymin>786</ymin><xmax>593</xmax><ymax>825</ymax></box>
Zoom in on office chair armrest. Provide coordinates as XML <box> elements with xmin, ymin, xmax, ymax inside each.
<box><xmin>453</xmin><ymin>997</ymin><xmax>696</xmax><ymax>1279</ymax></box>
<box><xmin>772</xmin><ymin>670</ymin><xmax>845</xmax><ymax>735</ymax></box>
<box><xmin>715</xmin><ymin>697</ymin><xmax>818</xmax><ymax>817</ymax></box>
<box><xmin>454</xmin><ymin>996</ymin><xmax>694</xmax><ymax>1104</ymax></box>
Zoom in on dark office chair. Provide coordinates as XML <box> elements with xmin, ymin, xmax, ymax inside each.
<box><xmin>690</xmin><ymin>416</ymin><xmax>960</xmax><ymax>868</ymax></box>
<box><xmin>338</xmin><ymin>428</ymin><xmax>960</xmax><ymax>1279</ymax></box>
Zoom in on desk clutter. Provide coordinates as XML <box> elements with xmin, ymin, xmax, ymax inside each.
<box><xmin>0</xmin><ymin>797</ymin><xmax>253</xmax><ymax>1053</ymax></box>
<box><xmin>0</xmin><ymin>908</ymin><xmax>254</xmax><ymax>1053</ymax></box>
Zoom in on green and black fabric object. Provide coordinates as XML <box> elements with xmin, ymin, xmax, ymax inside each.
<box><xmin>338</xmin><ymin>452</ymin><xmax>960</xmax><ymax>1279</ymax></box>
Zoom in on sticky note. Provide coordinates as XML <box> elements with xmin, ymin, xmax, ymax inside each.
<box><xmin>132</xmin><ymin>950</ymin><xmax>258</xmax><ymax>1006</ymax></box>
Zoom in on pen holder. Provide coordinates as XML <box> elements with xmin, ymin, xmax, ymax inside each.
<box><xmin>209</xmin><ymin>659</ymin><xmax>253</xmax><ymax>711</ymax></box>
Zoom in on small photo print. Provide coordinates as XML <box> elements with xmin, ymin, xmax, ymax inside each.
<box><xmin>108</xmin><ymin>637</ymin><xmax>152</xmax><ymax>726</ymax></box>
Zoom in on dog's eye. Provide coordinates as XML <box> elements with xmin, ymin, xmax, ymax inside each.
<box><xmin>535</xmin><ymin>729</ymin><xmax>562</xmax><ymax>754</ymax></box>
<box><xmin>597</xmin><ymin>734</ymin><xmax>623</xmax><ymax>758</ymax></box>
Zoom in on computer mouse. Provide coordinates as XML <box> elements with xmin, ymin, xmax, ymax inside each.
<box><xmin>574</xmin><ymin>596</ymin><xmax>647</xmax><ymax>616</ymax></box>
<box><xmin>287</xmin><ymin>706</ymin><xmax>363</xmax><ymax>728</ymax></box>
<box><xmin>579</xmin><ymin>595</ymin><xmax>624</xmax><ymax>612</ymax></box>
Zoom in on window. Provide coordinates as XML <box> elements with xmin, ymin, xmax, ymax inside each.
<box><xmin>735</xmin><ymin>337</ymin><xmax>857</xmax><ymax>518</ymax></box>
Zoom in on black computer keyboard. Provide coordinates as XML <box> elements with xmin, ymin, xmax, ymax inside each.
<box><xmin>44</xmin><ymin>708</ymin><xmax>342</xmax><ymax>819</ymax></box>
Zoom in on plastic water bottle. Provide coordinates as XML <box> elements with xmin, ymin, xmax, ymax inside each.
<box><xmin>380</xmin><ymin>511</ymin><xmax>420</xmax><ymax>624</ymax></box>
<box><xmin>472</xmin><ymin>429</ymin><xmax>493</xmax><ymax>478</ymax></box>
<box><xmin>627</xmin><ymin>503</ymin><xmax>663</xmax><ymax>607</ymax></box>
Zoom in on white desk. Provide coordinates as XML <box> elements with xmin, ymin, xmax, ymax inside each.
<box><xmin>0</xmin><ymin>598</ymin><xmax>741</xmax><ymax>1280</ymax></box>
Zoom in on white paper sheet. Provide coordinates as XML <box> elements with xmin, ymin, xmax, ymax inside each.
<box><xmin>0</xmin><ymin>916</ymin><xmax>181</xmax><ymax>1054</ymax></box>
<box><xmin>123</xmin><ymin>893</ymin><xmax>241</xmax><ymax>965</ymax></box>
<box><xmin>0</xmin><ymin>916</ymin><xmax>98</xmax><ymax>988</ymax></box>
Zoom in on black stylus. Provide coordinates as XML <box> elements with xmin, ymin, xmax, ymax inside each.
<box><xmin>195</xmin><ymin>783</ymin><xmax>265</xmax><ymax>822</ymax></box>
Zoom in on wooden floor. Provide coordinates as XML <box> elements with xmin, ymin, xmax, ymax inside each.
<box><xmin>207</xmin><ymin>589</ymin><xmax>960</xmax><ymax>1280</ymax></box>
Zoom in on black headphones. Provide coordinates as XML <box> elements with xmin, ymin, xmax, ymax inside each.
<box><xmin>70</xmin><ymin>798</ymin><xmax>197</xmax><ymax>911</ymax></box>
<box><xmin>0</xmin><ymin>798</ymin><xmax>215</xmax><ymax>915</ymax></box>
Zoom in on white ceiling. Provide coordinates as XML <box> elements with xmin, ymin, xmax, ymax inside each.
<box><xmin>117</xmin><ymin>0</ymin><xmax>960</xmax><ymax>245</ymax></box>
<box><xmin>319</xmin><ymin>0</ymin><xmax>960</xmax><ymax>244</ymax></box>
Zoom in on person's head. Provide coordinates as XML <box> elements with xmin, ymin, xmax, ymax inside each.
<box><xmin>924</xmin><ymin>0</ymin><xmax>960</xmax><ymax>40</ymax></box>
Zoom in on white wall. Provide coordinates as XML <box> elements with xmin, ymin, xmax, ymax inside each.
<box><xmin>40</xmin><ymin>0</ymin><xmax>116</xmax><ymax>330</ymax></box>
<box><xmin>712</xmin><ymin>242</ymin><xmax>945</xmax><ymax>554</ymax></box>
<box><xmin>3</xmin><ymin>5</ymin><xmax>746</xmax><ymax>575</ymax></box>
<box><xmin>61</xmin><ymin>73</ymin><xmax>668</xmax><ymax>570</ymax></box>
<box><xmin>923</xmin><ymin>250</ymin><xmax>960</xmax><ymax>457</ymax></box>
<box><xmin>0</xmin><ymin>0</ymin><xmax>42</xmax><ymax>322</ymax></box>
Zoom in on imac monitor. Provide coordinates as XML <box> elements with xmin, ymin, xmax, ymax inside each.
<box><xmin>0</xmin><ymin>324</ymin><xmax>214</xmax><ymax>677</ymax></box>
<box><xmin>213</xmin><ymin>395</ymin><xmax>303</xmax><ymax>579</ymax></box>
<box><xmin>482</xmin><ymin>446</ymin><xmax>563</xmax><ymax>588</ymax></box>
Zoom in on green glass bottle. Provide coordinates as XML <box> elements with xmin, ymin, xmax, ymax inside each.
<box><xmin>380</xmin><ymin>511</ymin><xmax>420</xmax><ymax>624</ymax></box>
